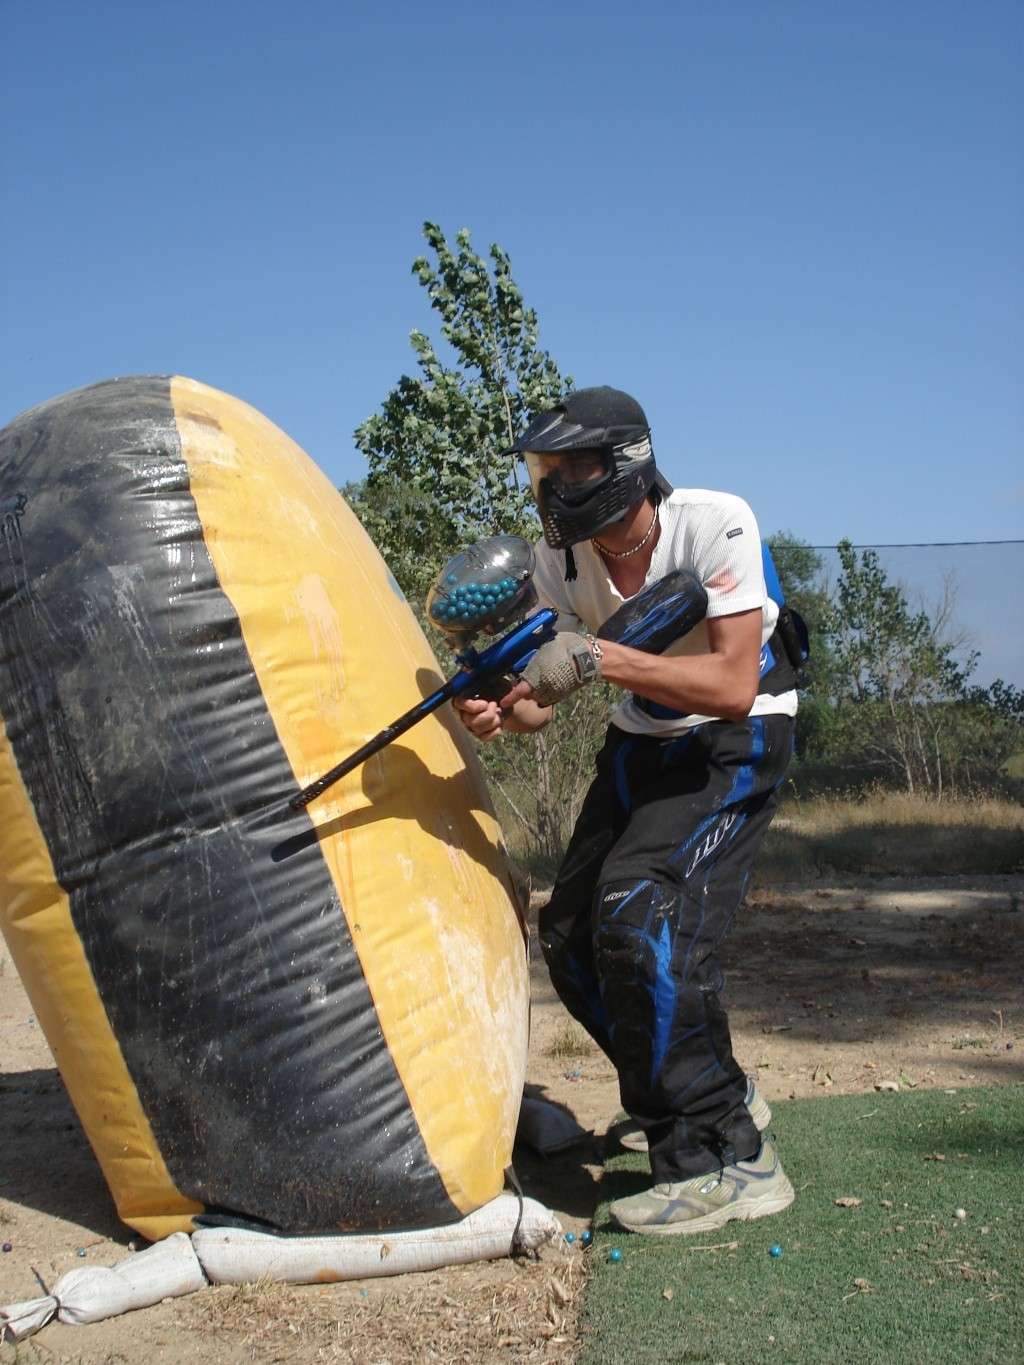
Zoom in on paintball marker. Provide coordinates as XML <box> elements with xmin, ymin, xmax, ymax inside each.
<box><xmin>289</xmin><ymin>536</ymin><xmax>709</xmax><ymax>811</ymax></box>
<box><xmin>290</xmin><ymin>537</ymin><xmax>556</xmax><ymax>809</ymax></box>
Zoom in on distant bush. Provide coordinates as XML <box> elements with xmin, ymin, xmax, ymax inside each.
<box><xmin>755</xmin><ymin>791</ymin><xmax>1024</xmax><ymax>882</ymax></box>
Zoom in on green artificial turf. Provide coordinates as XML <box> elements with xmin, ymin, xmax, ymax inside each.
<box><xmin>579</xmin><ymin>1086</ymin><xmax>1023</xmax><ymax>1365</ymax></box>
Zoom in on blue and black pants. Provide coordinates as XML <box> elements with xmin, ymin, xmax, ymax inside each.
<box><xmin>539</xmin><ymin>713</ymin><xmax>794</xmax><ymax>1183</ymax></box>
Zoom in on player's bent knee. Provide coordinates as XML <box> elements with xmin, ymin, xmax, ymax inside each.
<box><xmin>593</xmin><ymin>877</ymin><xmax>679</xmax><ymax>978</ymax></box>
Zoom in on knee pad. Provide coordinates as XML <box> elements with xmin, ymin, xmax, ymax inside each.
<box><xmin>593</xmin><ymin>878</ymin><xmax>677</xmax><ymax>980</ymax></box>
<box><xmin>593</xmin><ymin>879</ymin><xmax>722</xmax><ymax>994</ymax></box>
<box><xmin>592</xmin><ymin>879</ymin><xmax>681</xmax><ymax>1069</ymax></box>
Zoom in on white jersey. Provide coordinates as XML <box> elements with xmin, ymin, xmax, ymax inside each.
<box><xmin>532</xmin><ymin>488</ymin><xmax>799</xmax><ymax>736</ymax></box>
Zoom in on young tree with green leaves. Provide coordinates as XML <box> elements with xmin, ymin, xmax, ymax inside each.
<box><xmin>820</xmin><ymin>541</ymin><xmax>1021</xmax><ymax>795</ymax></box>
<box><xmin>765</xmin><ymin>531</ymin><xmax>840</xmax><ymax>763</ymax></box>
<box><xmin>353</xmin><ymin>221</ymin><xmax>570</xmax><ymax>599</ymax></box>
<box><xmin>350</xmin><ymin>222</ymin><xmax>615</xmax><ymax>866</ymax></box>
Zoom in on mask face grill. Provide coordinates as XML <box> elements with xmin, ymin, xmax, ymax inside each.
<box><xmin>538</xmin><ymin>475</ymin><xmax>637</xmax><ymax>549</ymax></box>
<box><xmin>532</xmin><ymin>443</ymin><xmax>659</xmax><ymax>548</ymax></box>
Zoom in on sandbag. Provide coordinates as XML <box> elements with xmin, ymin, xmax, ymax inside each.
<box><xmin>0</xmin><ymin>1197</ymin><xmax>561</xmax><ymax>1340</ymax></box>
<box><xmin>0</xmin><ymin>376</ymin><xmax>530</xmax><ymax>1240</ymax></box>
<box><xmin>192</xmin><ymin>1192</ymin><xmax>560</xmax><ymax>1285</ymax></box>
<box><xmin>0</xmin><ymin>1233</ymin><xmax>206</xmax><ymax>1341</ymax></box>
<box><xmin>516</xmin><ymin>1096</ymin><xmax>591</xmax><ymax>1155</ymax></box>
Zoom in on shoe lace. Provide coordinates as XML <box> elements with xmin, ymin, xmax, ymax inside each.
<box><xmin>707</xmin><ymin>1141</ymin><xmax>731</xmax><ymax>1190</ymax></box>
<box><xmin>655</xmin><ymin>1144</ymin><xmax>732</xmax><ymax>1199</ymax></box>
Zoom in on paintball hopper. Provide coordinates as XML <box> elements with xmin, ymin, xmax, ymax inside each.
<box><xmin>427</xmin><ymin>535</ymin><xmax>538</xmax><ymax>647</ymax></box>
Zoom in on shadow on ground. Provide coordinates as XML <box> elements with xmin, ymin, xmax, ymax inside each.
<box><xmin>514</xmin><ymin>1082</ymin><xmax>605</xmax><ymax>1223</ymax></box>
<box><xmin>0</xmin><ymin>1067</ymin><xmax>125</xmax><ymax>1240</ymax></box>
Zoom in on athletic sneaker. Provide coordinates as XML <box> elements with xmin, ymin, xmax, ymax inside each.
<box><xmin>609</xmin><ymin>1135</ymin><xmax>795</xmax><ymax>1236</ymax></box>
<box><xmin>615</xmin><ymin>1076</ymin><xmax>771</xmax><ymax>1153</ymax></box>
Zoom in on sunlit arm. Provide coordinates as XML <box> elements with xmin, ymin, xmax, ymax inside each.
<box><xmin>597</xmin><ymin>608</ymin><xmax>763</xmax><ymax>723</ymax></box>
<box><xmin>502</xmin><ymin>696</ymin><xmax>554</xmax><ymax>732</ymax></box>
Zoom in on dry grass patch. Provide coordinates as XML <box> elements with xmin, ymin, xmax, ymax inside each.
<box><xmin>758</xmin><ymin>792</ymin><xmax>1024</xmax><ymax>880</ymax></box>
<box><xmin>545</xmin><ymin>1020</ymin><xmax>594</xmax><ymax>1061</ymax></box>
<box><xmin>183</xmin><ymin>1249</ymin><xmax>586</xmax><ymax>1364</ymax></box>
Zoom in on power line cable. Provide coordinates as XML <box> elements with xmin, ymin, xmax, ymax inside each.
<box><xmin>796</xmin><ymin>539</ymin><xmax>1024</xmax><ymax>550</ymax></box>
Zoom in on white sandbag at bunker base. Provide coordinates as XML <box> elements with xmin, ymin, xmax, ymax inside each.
<box><xmin>0</xmin><ymin>1233</ymin><xmax>206</xmax><ymax>1340</ymax></box>
<box><xmin>193</xmin><ymin>1193</ymin><xmax>559</xmax><ymax>1284</ymax></box>
<box><xmin>0</xmin><ymin>1195</ymin><xmax>560</xmax><ymax>1341</ymax></box>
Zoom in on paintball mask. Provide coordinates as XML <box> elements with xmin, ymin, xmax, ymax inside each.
<box><xmin>508</xmin><ymin>386</ymin><xmax>672</xmax><ymax>549</ymax></box>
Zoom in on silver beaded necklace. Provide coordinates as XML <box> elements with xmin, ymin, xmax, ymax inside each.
<box><xmin>593</xmin><ymin>504</ymin><xmax>660</xmax><ymax>560</ymax></box>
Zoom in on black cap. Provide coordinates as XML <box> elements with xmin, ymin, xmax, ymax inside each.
<box><xmin>508</xmin><ymin>385</ymin><xmax>650</xmax><ymax>455</ymax></box>
<box><xmin>560</xmin><ymin>386</ymin><xmax>648</xmax><ymax>433</ymax></box>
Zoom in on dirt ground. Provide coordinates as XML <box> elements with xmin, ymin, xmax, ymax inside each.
<box><xmin>2</xmin><ymin>875</ymin><xmax>1021</xmax><ymax>1363</ymax></box>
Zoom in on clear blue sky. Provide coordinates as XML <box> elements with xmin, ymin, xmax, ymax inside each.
<box><xmin>2</xmin><ymin>0</ymin><xmax>1021</xmax><ymax>557</ymax></box>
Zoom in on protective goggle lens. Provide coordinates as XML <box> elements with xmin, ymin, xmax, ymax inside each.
<box><xmin>524</xmin><ymin>450</ymin><xmax>612</xmax><ymax>505</ymax></box>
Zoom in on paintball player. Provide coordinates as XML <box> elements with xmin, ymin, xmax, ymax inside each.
<box><xmin>454</xmin><ymin>386</ymin><xmax>800</xmax><ymax>1236</ymax></box>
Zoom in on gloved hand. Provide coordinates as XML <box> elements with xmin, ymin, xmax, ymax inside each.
<box><xmin>520</xmin><ymin>632</ymin><xmax>602</xmax><ymax>706</ymax></box>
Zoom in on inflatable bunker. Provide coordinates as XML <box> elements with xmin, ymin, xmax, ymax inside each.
<box><xmin>0</xmin><ymin>376</ymin><xmax>530</xmax><ymax>1242</ymax></box>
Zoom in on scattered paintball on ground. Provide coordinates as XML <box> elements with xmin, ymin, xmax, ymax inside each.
<box><xmin>584</xmin><ymin>1085</ymin><xmax>1023</xmax><ymax>1363</ymax></box>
